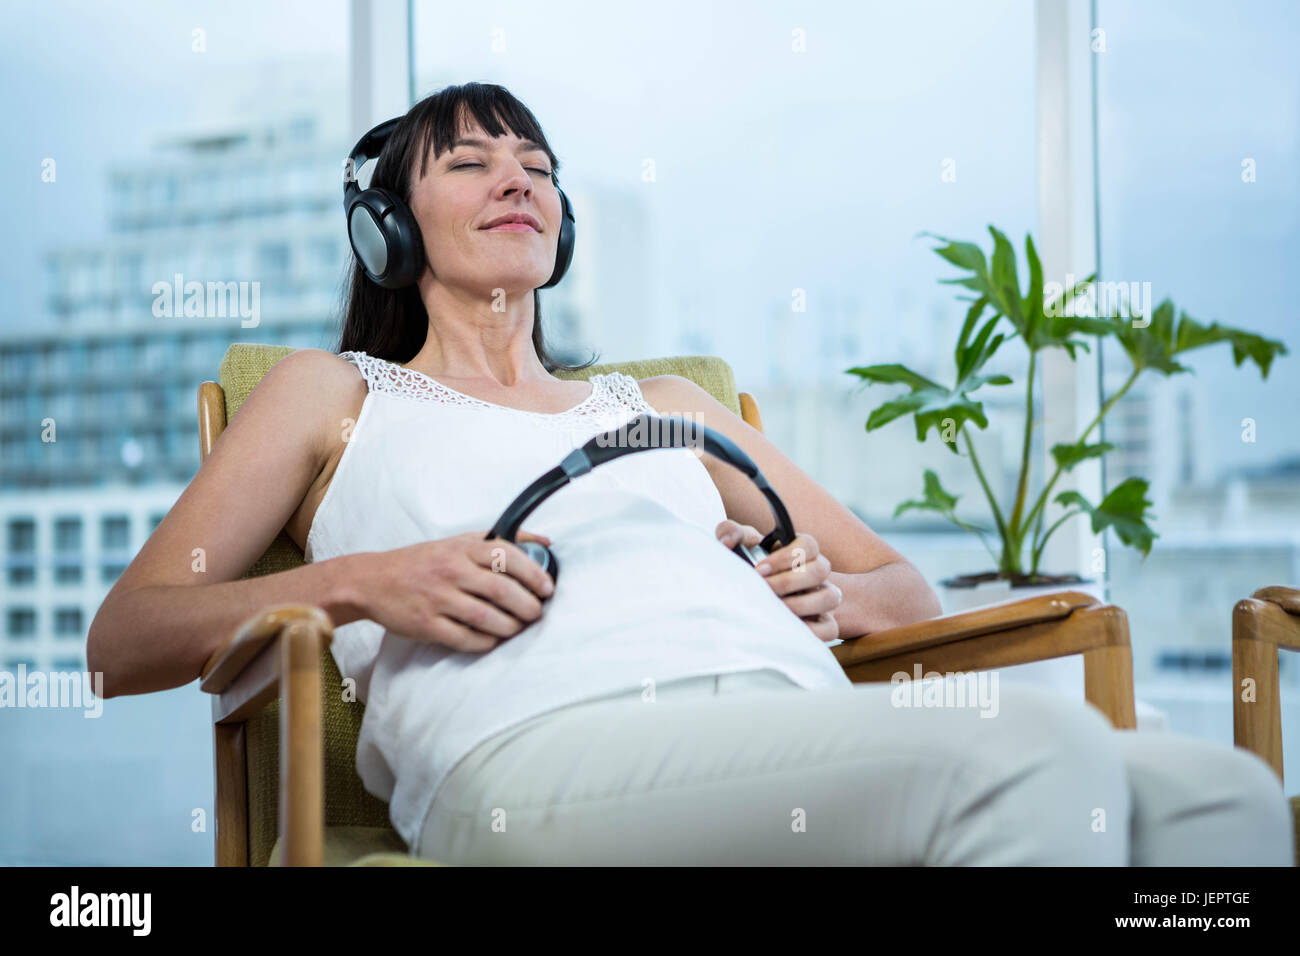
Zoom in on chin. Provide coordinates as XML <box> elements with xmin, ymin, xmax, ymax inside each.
<box><xmin>479</xmin><ymin>262</ymin><xmax>551</xmax><ymax>287</ymax></box>
<box><xmin>474</xmin><ymin>274</ymin><xmax>548</xmax><ymax>295</ymax></box>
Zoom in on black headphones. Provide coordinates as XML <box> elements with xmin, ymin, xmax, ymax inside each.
<box><xmin>485</xmin><ymin>413</ymin><xmax>797</xmax><ymax>593</ymax></box>
<box><xmin>343</xmin><ymin>116</ymin><xmax>577</xmax><ymax>290</ymax></box>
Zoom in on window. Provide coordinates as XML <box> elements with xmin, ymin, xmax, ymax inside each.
<box><xmin>413</xmin><ymin>0</ymin><xmax>1040</xmax><ymax>590</ymax></box>
<box><xmin>7</xmin><ymin>517</ymin><xmax>35</xmax><ymax>551</ymax></box>
<box><xmin>53</xmin><ymin>516</ymin><xmax>83</xmax><ymax>585</ymax></box>
<box><xmin>100</xmin><ymin>514</ymin><xmax>131</xmax><ymax>582</ymax></box>
<box><xmin>54</xmin><ymin>607</ymin><xmax>83</xmax><ymax>637</ymax></box>
<box><xmin>7</xmin><ymin>607</ymin><xmax>37</xmax><ymax>638</ymax></box>
<box><xmin>6</xmin><ymin>518</ymin><xmax>36</xmax><ymax>586</ymax></box>
<box><xmin>54</xmin><ymin>516</ymin><xmax>82</xmax><ymax>550</ymax></box>
<box><xmin>1093</xmin><ymin>0</ymin><xmax>1300</xmax><ymax>693</ymax></box>
<box><xmin>101</xmin><ymin>514</ymin><xmax>130</xmax><ymax>551</ymax></box>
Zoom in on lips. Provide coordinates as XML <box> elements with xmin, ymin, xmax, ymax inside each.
<box><xmin>480</xmin><ymin>212</ymin><xmax>542</xmax><ymax>232</ymax></box>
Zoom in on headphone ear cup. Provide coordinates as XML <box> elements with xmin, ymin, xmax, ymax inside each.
<box><xmin>517</xmin><ymin>540</ymin><xmax>560</xmax><ymax>591</ymax></box>
<box><xmin>347</xmin><ymin>186</ymin><xmax>425</xmax><ymax>289</ymax></box>
<box><xmin>539</xmin><ymin>187</ymin><xmax>575</xmax><ymax>289</ymax></box>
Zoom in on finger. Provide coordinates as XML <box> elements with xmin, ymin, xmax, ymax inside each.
<box><xmin>431</xmin><ymin>613</ymin><xmax>503</xmax><ymax>653</ymax></box>
<box><xmin>716</xmin><ymin>520</ymin><xmax>762</xmax><ymax>548</ymax></box>
<box><xmin>761</xmin><ymin>554</ymin><xmax>832</xmax><ymax>596</ymax></box>
<box><xmin>756</xmin><ymin>533</ymin><xmax>820</xmax><ymax>576</ymax></box>
<box><xmin>518</xmin><ymin>528</ymin><xmax>552</xmax><ymax>544</ymax></box>
<box><xmin>782</xmin><ymin>582</ymin><xmax>842</xmax><ymax>617</ymax></box>
<box><xmin>715</xmin><ymin>520</ymin><xmax>743</xmax><ymax>545</ymax></box>
<box><xmin>804</xmin><ymin>612</ymin><xmax>839</xmax><ymax>643</ymax></box>
<box><xmin>442</xmin><ymin>589</ymin><xmax>532</xmax><ymax>638</ymax></box>
<box><xmin>460</xmin><ymin>566</ymin><xmax>546</xmax><ymax>625</ymax></box>
<box><xmin>474</xmin><ymin>539</ymin><xmax>555</xmax><ymax>598</ymax></box>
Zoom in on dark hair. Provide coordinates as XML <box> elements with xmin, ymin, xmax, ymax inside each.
<box><xmin>335</xmin><ymin>82</ymin><xmax>597</xmax><ymax>372</ymax></box>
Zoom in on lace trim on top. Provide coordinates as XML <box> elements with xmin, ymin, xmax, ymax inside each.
<box><xmin>339</xmin><ymin>350</ymin><xmax>654</xmax><ymax>427</ymax></box>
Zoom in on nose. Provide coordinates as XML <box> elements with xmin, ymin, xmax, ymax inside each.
<box><xmin>495</xmin><ymin>163</ymin><xmax>534</xmax><ymax>200</ymax></box>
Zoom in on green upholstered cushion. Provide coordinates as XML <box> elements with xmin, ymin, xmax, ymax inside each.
<box><xmin>268</xmin><ymin>825</ymin><xmax>443</xmax><ymax>867</ymax></box>
<box><xmin>552</xmin><ymin>354</ymin><xmax>743</xmax><ymax>419</ymax></box>
<box><xmin>217</xmin><ymin>342</ymin><xmax>744</xmax><ymax>866</ymax></box>
<box><xmin>218</xmin><ymin>344</ymin><xmax>744</xmax><ymax>418</ymax></box>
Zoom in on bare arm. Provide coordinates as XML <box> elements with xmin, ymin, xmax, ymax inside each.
<box><xmin>87</xmin><ymin>349</ymin><xmax>367</xmax><ymax>698</ymax></box>
<box><xmin>90</xmin><ymin>555</ymin><xmax>371</xmax><ymax>698</ymax></box>
<box><xmin>826</xmin><ymin>563</ymin><xmax>941</xmax><ymax>639</ymax></box>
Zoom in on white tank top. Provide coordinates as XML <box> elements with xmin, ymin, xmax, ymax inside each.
<box><xmin>304</xmin><ymin>350</ymin><xmax>853</xmax><ymax>851</ymax></box>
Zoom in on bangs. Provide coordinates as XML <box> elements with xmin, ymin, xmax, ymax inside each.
<box><xmin>412</xmin><ymin>85</ymin><xmax>561</xmax><ymax>184</ymax></box>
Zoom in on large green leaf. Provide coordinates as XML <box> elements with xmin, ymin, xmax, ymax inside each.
<box><xmin>894</xmin><ymin>469</ymin><xmax>989</xmax><ymax>533</ymax></box>
<box><xmin>988</xmin><ymin>226</ymin><xmax>1026</xmax><ymax>334</ymax></box>
<box><xmin>1054</xmin><ymin>477</ymin><xmax>1158</xmax><ymax>557</ymax></box>
<box><xmin>1023</xmin><ymin>234</ymin><xmax>1044</xmax><ymax>350</ymax></box>
<box><xmin>1108</xmin><ymin>299</ymin><xmax>1287</xmax><ymax>379</ymax></box>
<box><xmin>917</xmin><ymin>232</ymin><xmax>990</xmax><ymax>278</ymax></box>
<box><xmin>844</xmin><ymin>363</ymin><xmax>941</xmax><ymax>391</ymax></box>
<box><xmin>847</xmin><ymin>362</ymin><xmax>1010</xmax><ymax>452</ymax></box>
<box><xmin>928</xmin><ymin>231</ymin><xmax>1109</xmax><ymax>358</ymax></box>
<box><xmin>1050</xmin><ymin>439</ymin><xmax>1116</xmax><ymax>472</ymax></box>
<box><xmin>1171</xmin><ymin>311</ymin><xmax>1287</xmax><ymax>378</ymax></box>
<box><xmin>954</xmin><ymin>296</ymin><xmax>991</xmax><ymax>377</ymax></box>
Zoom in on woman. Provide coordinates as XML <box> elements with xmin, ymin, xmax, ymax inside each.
<box><xmin>88</xmin><ymin>83</ymin><xmax>1293</xmax><ymax>866</ymax></box>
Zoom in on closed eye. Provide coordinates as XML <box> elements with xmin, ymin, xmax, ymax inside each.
<box><xmin>452</xmin><ymin>162</ymin><xmax>551</xmax><ymax>175</ymax></box>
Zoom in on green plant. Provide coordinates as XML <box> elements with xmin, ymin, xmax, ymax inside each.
<box><xmin>847</xmin><ymin>226</ymin><xmax>1288</xmax><ymax>581</ymax></box>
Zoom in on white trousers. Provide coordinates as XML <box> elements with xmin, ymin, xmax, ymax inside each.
<box><xmin>416</xmin><ymin>668</ymin><xmax>1294</xmax><ymax>866</ymax></box>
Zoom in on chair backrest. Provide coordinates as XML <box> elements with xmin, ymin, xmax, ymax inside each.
<box><xmin>215</xmin><ymin>343</ymin><xmax>751</xmax><ymax>865</ymax></box>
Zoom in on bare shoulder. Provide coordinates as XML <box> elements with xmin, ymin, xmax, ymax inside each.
<box><xmin>636</xmin><ymin>374</ymin><xmax>730</xmax><ymax>419</ymax></box>
<box><xmin>266</xmin><ymin>347</ymin><xmax>365</xmax><ymax>393</ymax></box>
<box><xmin>637</xmin><ymin>374</ymin><xmax>700</xmax><ymax>410</ymax></box>
<box><xmin>263</xmin><ymin>346</ymin><xmax>366</xmax><ymax>410</ymax></box>
<box><xmin>240</xmin><ymin>348</ymin><xmax>368</xmax><ymax>462</ymax></box>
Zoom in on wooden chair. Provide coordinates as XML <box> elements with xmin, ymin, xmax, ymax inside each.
<box><xmin>198</xmin><ymin>343</ymin><xmax>1138</xmax><ymax>866</ymax></box>
<box><xmin>1231</xmin><ymin>585</ymin><xmax>1300</xmax><ymax>863</ymax></box>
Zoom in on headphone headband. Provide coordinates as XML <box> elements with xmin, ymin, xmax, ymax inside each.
<box><xmin>343</xmin><ymin>118</ymin><xmax>400</xmax><ymax>207</ymax></box>
<box><xmin>486</xmin><ymin>413</ymin><xmax>796</xmax><ymax>562</ymax></box>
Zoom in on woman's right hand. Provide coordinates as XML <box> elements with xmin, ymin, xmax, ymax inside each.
<box><xmin>354</xmin><ymin>529</ymin><xmax>555</xmax><ymax>652</ymax></box>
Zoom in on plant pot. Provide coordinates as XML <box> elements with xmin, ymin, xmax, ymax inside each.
<box><xmin>937</xmin><ymin>571</ymin><xmax>1169</xmax><ymax>732</ymax></box>
<box><xmin>939</xmin><ymin>571</ymin><xmax>1103</xmax><ymax>615</ymax></box>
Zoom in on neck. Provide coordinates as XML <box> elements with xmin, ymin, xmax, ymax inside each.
<box><xmin>410</xmin><ymin>281</ymin><xmax>550</xmax><ymax>387</ymax></box>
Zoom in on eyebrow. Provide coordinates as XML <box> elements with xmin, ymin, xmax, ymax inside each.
<box><xmin>449</xmin><ymin>137</ymin><xmax>548</xmax><ymax>157</ymax></box>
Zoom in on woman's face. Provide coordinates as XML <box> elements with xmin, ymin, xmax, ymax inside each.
<box><xmin>408</xmin><ymin>117</ymin><xmax>561</xmax><ymax>295</ymax></box>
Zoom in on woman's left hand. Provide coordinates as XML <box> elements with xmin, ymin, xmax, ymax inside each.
<box><xmin>715</xmin><ymin>519</ymin><xmax>842</xmax><ymax>642</ymax></box>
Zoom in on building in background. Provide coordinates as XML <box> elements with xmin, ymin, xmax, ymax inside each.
<box><xmin>0</xmin><ymin>114</ymin><xmax>342</xmax><ymax>670</ymax></box>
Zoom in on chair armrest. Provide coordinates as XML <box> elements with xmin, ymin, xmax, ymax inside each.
<box><xmin>830</xmin><ymin>590</ymin><xmax>1136</xmax><ymax>729</ymax></box>
<box><xmin>831</xmin><ymin>590</ymin><xmax>1099</xmax><ymax>666</ymax></box>
<box><xmin>200</xmin><ymin>604</ymin><xmax>333</xmax><ymax>719</ymax></box>
<box><xmin>1252</xmin><ymin>585</ymin><xmax>1300</xmax><ymax>618</ymax></box>
<box><xmin>1233</xmin><ymin>590</ymin><xmax>1300</xmax><ymax>782</ymax></box>
<box><xmin>202</xmin><ymin>604</ymin><xmax>334</xmax><ymax>866</ymax></box>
